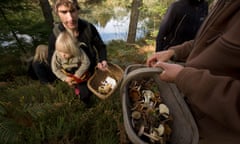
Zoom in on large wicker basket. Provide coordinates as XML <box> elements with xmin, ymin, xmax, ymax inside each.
<box><xmin>87</xmin><ymin>62</ymin><xmax>124</xmax><ymax>100</ymax></box>
<box><xmin>120</xmin><ymin>64</ymin><xmax>199</xmax><ymax>144</ymax></box>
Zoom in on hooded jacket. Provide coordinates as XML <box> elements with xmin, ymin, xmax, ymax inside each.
<box><xmin>171</xmin><ymin>0</ymin><xmax>240</xmax><ymax>143</ymax></box>
<box><xmin>156</xmin><ymin>0</ymin><xmax>208</xmax><ymax>52</ymax></box>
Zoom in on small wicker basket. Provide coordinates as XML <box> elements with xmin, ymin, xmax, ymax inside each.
<box><xmin>87</xmin><ymin>62</ymin><xmax>124</xmax><ymax>100</ymax></box>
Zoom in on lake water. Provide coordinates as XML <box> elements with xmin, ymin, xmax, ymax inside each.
<box><xmin>95</xmin><ymin>14</ymin><xmax>146</xmax><ymax>43</ymax></box>
<box><xmin>1</xmin><ymin>14</ymin><xmax>146</xmax><ymax>47</ymax></box>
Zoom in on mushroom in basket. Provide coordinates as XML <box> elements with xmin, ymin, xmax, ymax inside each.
<box><xmin>98</xmin><ymin>76</ymin><xmax>117</xmax><ymax>94</ymax></box>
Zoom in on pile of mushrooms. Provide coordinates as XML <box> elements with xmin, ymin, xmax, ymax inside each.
<box><xmin>98</xmin><ymin>76</ymin><xmax>117</xmax><ymax>94</ymax></box>
<box><xmin>128</xmin><ymin>78</ymin><xmax>173</xmax><ymax>144</ymax></box>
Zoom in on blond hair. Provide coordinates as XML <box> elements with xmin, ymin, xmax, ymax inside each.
<box><xmin>54</xmin><ymin>0</ymin><xmax>80</xmax><ymax>13</ymax></box>
<box><xmin>55</xmin><ymin>31</ymin><xmax>80</xmax><ymax>57</ymax></box>
<box><xmin>33</xmin><ymin>44</ymin><xmax>48</xmax><ymax>64</ymax></box>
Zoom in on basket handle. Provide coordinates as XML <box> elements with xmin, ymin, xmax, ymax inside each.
<box><xmin>120</xmin><ymin>67</ymin><xmax>163</xmax><ymax>95</ymax></box>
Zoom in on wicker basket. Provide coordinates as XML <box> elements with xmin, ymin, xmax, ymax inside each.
<box><xmin>87</xmin><ymin>62</ymin><xmax>124</xmax><ymax>100</ymax></box>
<box><xmin>120</xmin><ymin>64</ymin><xmax>199</xmax><ymax>144</ymax></box>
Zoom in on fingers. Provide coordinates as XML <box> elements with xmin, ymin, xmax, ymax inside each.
<box><xmin>97</xmin><ymin>61</ymin><xmax>108</xmax><ymax>71</ymax></box>
<box><xmin>152</xmin><ymin>62</ymin><xmax>168</xmax><ymax>82</ymax></box>
<box><xmin>146</xmin><ymin>55</ymin><xmax>158</xmax><ymax>66</ymax></box>
<box><xmin>102</xmin><ymin>61</ymin><xmax>108</xmax><ymax>69</ymax></box>
<box><xmin>152</xmin><ymin>61</ymin><xmax>165</xmax><ymax>69</ymax></box>
<box><xmin>65</xmin><ymin>76</ymin><xmax>75</xmax><ymax>86</ymax></box>
<box><xmin>146</xmin><ymin>59</ymin><xmax>157</xmax><ymax>67</ymax></box>
<box><xmin>146</xmin><ymin>52</ymin><xmax>162</xmax><ymax>66</ymax></box>
<box><xmin>147</xmin><ymin>50</ymin><xmax>175</xmax><ymax>67</ymax></box>
<box><xmin>153</xmin><ymin>62</ymin><xmax>171</xmax><ymax>82</ymax></box>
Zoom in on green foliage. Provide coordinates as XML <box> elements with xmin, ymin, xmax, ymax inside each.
<box><xmin>140</xmin><ymin>0</ymin><xmax>175</xmax><ymax>41</ymax></box>
<box><xmin>0</xmin><ymin>0</ymin><xmax>52</xmax><ymax>55</ymax></box>
<box><xmin>0</xmin><ymin>54</ymin><xmax>25</xmax><ymax>81</ymax></box>
<box><xmin>107</xmin><ymin>40</ymin><xmax>149</xmax><ymax>69</ymax></box>
<box><xmin>0</xmin><ymin>116</ymin><xmax>23</xmax><ymax>143</ymax></box>
<box><xmin>0</xmin><ymin>74</ymin><xmax>124</xmax><ymax>143</ymax></box>
<box><xmin>3</xmin><ymin>65</ymin><xmax>100</xmax><ymax>141</ymax></box>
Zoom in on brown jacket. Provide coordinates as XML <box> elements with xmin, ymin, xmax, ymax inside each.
<box><xmin>171</xmin><ymin>0</ymin><xmax>240</xmax><ymax>143</ymax></box>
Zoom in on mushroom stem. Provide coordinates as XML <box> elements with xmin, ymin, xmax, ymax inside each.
<box><xmin>143</xmin><ymin>132</ymin><xmax>160</xmax><ymax>141</ymax></box>
<box><xmin>138</xmin><ymin>125</ymin><xmax>161</xmax><ymax>142</ymax></box>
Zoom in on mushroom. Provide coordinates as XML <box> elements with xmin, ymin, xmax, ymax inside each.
<box><xmin>142</xmin><ymin>90</ymin><xmax>154</xmax><ymax>104</ymax></box>
<box><xmin>129</xmin><ymin>85</ymin><xmax>141</xmax><ymax>102</ymax></box>
<box><xmin>138</xmin><ymin>125</ymin><xmax>161</xmax><ymax>142</ymax></box>
<box><xmin>105</xmin><ymin>76</ymin><xmax>116</xmax><ymax>88</ymax></box>
<box><xmin>149</xmin><ymin>130</ymin><xmax>164</xmax><ymax>143</ymax></box>
<box><xmin>131</xmin><ymin>100</ymin><xmax>144</xmax><ymax>111</ymax></box>
<box><xmin>98</xmin><ymin>83</ymin><xmax>112</xmax><ymax>94</ymax></box>
<box><xmin>159</xmin><ymin>103</ymin><xmax>169</xmax><ymax>118</ymax></box>
<box><xmin>154</xmin><ymin>124</ymin><xmax>165</xmax><ymax>136</ymax></box>
<box><xmin>131</xmin><ymin>111</ymin><xmax>141</xmax><ymax>120</ymax></box>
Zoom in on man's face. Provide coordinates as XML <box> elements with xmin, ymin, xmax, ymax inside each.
<box><xmin>57</xmin><ymin>5</ymin><xmax>79</xmax><ymax>30</ymax></box>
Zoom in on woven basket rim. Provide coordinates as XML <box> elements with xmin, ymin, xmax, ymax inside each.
<box><xmin>87</xmin><ymin>62</ymin><xmax>124</xmax><ymax>99</ymax></box>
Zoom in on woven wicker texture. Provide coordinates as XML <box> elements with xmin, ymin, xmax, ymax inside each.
<box><xmin>87</xmin><ymin>62</ymin><xmax>123</xmax><ymax>99</ymax></box>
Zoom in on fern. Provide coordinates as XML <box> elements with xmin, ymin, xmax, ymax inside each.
<box><xmin>0</xmin><ymin>116</ymin><xmax>24</xmax><ymax>143</ymax></box>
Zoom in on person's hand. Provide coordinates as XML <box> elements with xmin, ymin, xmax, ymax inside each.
<box><xmin>65</xmin><ymin>76</ymin><xmax>75</xmax><ymax>86</ymax></box>
<box><xmin>97</xmin><ymin>60</ymin><xmax>108</xmax><ymax>71</ymax></box>
<box><xmin>153</xmin><ymin>61</ymin><xmax>183</xmax><ymax>83</ymax></box>
<box><xmin>146</xmin><ymin>49</ymin><xmax>175</xmax><ymax>67</ymax></box>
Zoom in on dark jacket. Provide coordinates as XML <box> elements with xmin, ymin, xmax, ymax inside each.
<box><xmin>171</xmin><ymin>0</ymin><xmax>240</xmax><ymax>143</ymax></box>
<box><xmin>156</xmin><ymin>0</ymin><xmax>208</xmax><ymax>52</ymax></box>
<box><xmin>31</xmin><ymin>61</ymin><xmax>56</xmax><ymax>84</ymax></box>
<box><xmin>48</xmin><ymin>18</ymin><xmax>107</xmax><ymax>74</ymax></box>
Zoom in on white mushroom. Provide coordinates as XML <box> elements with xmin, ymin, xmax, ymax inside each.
<box><xmin>154</xmin><ymin>124</ymin><xmax>165</xmax><ymax>136</ymax></box>
<box><xmin>142</xmin><ymin>90</ymin><xmax>154</xmax><ymax>104</ymax></box>
<box><xmin>149</xmin><ymin>130</ymin><xmax>163</xmax><ymax>143</ymax></box>
<box><xmin>105</xmin><ymin>76</ymin><xmax>116</xmax><ymax>88</ymax></box>
<box><xmin>98</xmin><ymin>83</ymin><xmax>112</xmax><ymax>94</ymax></box>
<box><xmin>138</xmin><ymin>125</ymin><xmax>161</xmax><ymax>142</ymax></box>
<box><xmin>159</xmin><ymin>103</ymin><xmax>169</xmax><ymax>118</ymax></box>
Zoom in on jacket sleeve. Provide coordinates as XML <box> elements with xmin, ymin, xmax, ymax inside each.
<box><xmin>90</xmin><ymin>23</ymin><xmax>107</xmax><ymax>62</ymax></box>
<box><xmin>176</xmin><ymin>67</ymin><xmax>240</xmax><ymax>132</ymax></box>
<box><xmin>51</xmin><ymin>51</ymin><xmax>66</xmax><ymax>81</ymax></box>
<box><xmin>74</xmin><ymin>48</ymin><xmax>90</xmax><ymax>78</ymax></box>
<box><xmin>175</xmin><ymin>16</ymin><xmax>240</xmax><ymax>132</ymax></box>
<box><xmin>169</xmin><ymin>40</ymin><xmax>194</xmax><ymax>62</ymax></box>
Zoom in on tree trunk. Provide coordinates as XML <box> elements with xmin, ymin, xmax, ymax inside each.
<box><xmin>127</xmin><ymin>0</ymin><xmax>142</xmax><ymax>43</ymax></box>
<box><xmin>39</xmin><ymin>0</ymin><xmax>54</xmax><ymax>28</ymax></box>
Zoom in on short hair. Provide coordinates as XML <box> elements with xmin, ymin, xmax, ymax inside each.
<box><xmin>55</xmin><ymin>31</ymin><xmax>80</xmax><ymax>57</ymax></box>
<box><xmin>53</xmin><ymin>0</ymin><xmax>80</xmax><ymax>13</ymax></box>
<box><xmin>33</xmin><ymin>44</ymin><xmax>48</xmax><ymax>64</ymax></box>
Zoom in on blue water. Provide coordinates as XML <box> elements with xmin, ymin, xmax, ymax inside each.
<box><xmin>95</xmin><ymin>15</ymin><xmax>146</xmax><ymax>43</ymax></box>
<box><xmin>100</xmin><ymin>32</ymin><xmax>127</xmax><ymax>42</ymax></box>
<box><xmin>1</xmin><ymin>14</ymin><xmax>146</xmax><ymax>47</ymax></box>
